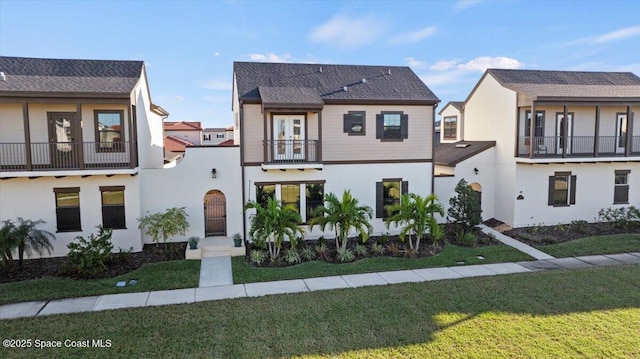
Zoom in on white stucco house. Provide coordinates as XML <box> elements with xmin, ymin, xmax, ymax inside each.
<box><xmin>434</xmin><ymin>69</ymin><xmax>640</xmax><ymax>227</ymax></box>
<box><xmin>202</xmin><ymin>126</ymin><xmax>234</xmax><ymax>146</ymax></box>
<box><xmin>0</xmin><ymin>56</ymin><xmax>168</xmax><ymax>256</ymax></box>
<box><xmin>233</xmin><ymin>62</ymin><xmax>440</xmax><ymax>239</ymax></box>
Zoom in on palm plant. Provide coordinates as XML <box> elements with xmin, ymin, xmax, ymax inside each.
<box><xmin>0</xmin><ymin>220</ymin><xmax>18</xmax><ymax>270</ymax></box>
<box><xmin>0</xmin><ymin>218</ymin><xmax>55</xmax><ymax>269</ymax></box>
<box><xmin>309</xmin><ymin>190</ymin><xmax>373</xmax><ymax>251</ymax></box>
<box><xmin>386</xmin><ymin>193</ymin><xmax>444</xmax><ymax>252</ymax></box>
<box><xmin>244</xmin><ymin>197</ymin><xmax>304</xmax><ymax>259</ymax></box>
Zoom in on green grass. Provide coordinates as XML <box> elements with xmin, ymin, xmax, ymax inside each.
<box><xmin>0</xmin><ymin>260</ymin><xmax>200</xmax><ymax>306</ymax></box>
<box><xmin>1</xmin><ymin>264</ymin><xmax>639</xmax><ymax>358</ymax></box>
<box><xmin>537</xmin><ymin>233</ymin><xmax>640</xmax><ymax>258</ymax></box>
<box><xmin>233</xmin><ymin>244</ymin><xmax>533</xmax><ymax>283</ymax></box>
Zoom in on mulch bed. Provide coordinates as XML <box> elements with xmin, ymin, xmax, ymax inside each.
<box><xmin>0</xmin><ymin>243</ymin><xmax>186</xmax><ymax>284</ymax></box>
<box><xmin>504</xmin><ymin>222</ymin><xmax>640</xmax><ymax>246</ymax></box>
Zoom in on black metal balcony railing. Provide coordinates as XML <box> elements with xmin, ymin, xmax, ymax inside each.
<box><xmin>265</xmin><ymin>140</ymin><xmax>319</xmax><ymax>164</ymax></box>
<box><xmin>0</xmin><ymin>142</ymin><xmax>136</xmax><ymax>171</ymax></box>
<box><xmin>518</xmin><ymin>136</ymin><xmax>640</xmax><ymax>158</ymax></box>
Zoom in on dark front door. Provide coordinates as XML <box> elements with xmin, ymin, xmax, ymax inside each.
<box><xmin>48</xmin><ymin>112</ymin><xmax>80</xmax><ymax>169</ymax></box>
<box><xmin>204</xmin><ymin>190</ymin><xmax>226</xmax><ymax>236</ymax></box>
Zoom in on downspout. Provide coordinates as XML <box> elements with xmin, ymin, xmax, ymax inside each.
<box><xmin>431</xmin><ymin>103</ymin><xmax>437</xmax><ymax>195</ymax></box>
<box><xmin>239</xmin><ymin>100</ymin><xmax>247</xmax><ymax>243</ymax></box>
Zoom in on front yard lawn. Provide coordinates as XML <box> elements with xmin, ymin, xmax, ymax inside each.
<box><xmin>0</xmin><ymin>260</ymin><xmax>200</xmax><ymax>306</ymax></box>
<box><xmin>537</xmin><ymin>233</ymin><xmax>640</xmax><ymax>258</ymax></box>
<box><xmin>233</xmin><ymin>244</ymin><xmax>532</xmax><ymax>283</ymax></box>
<box><xmin>1</xmin><ymin>264</ymin><xmax>639</xmax><ymax>358</ymax></box>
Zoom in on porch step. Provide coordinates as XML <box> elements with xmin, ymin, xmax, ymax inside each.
<box><xmin>200</xmin><ymin>237</ymin><xmax>245</xmax><ymax>258</ymax></box>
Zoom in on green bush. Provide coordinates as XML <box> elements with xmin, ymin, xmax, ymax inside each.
<box><xmin>448</xmin><ymin>179</ymin><xmax>482</xmax><ymax>231</ymax></box>
<box><xmin>64</xmin><ymin>227</ymin><xmax>114</xmax><ymax>276</ymax></box>
<box><xmin>249</xmin><ymin>249</ymin><xmax>267</xmax><ymax>265</ymax></box>
<box><xmin>354</xmin><ymin>243</ymin><xmax>368</xmax><ymax>257</ymax></box>
<box><xmin>336</xmin><ymin>248</ymin><xmax>355</xmax><ymax>262</ymax></box>
<box><xmin>300</xmin><ymin>247</ymin><xmax>316</xmax><ymax>261</ymax></box>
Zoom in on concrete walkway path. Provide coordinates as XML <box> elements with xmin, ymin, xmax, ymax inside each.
<box><xmin>2</xmin><ymin>252</ymin><xmax>639</xmax><ymax>321</ymax></box>
<box><xmin>479</xmin><ymin>224</ymin><xmax>555</xmax><ymax>260</ymax></box>
<box><xmin>199</xmin><ymin>256</ymin><xmax>233</xmax><ymax>287</ymax></box>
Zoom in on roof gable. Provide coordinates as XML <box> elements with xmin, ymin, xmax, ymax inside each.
<box><xmin>233</xmin><ymin>62</ymin><xmax>439</xmax><ymax>104</ymax></box>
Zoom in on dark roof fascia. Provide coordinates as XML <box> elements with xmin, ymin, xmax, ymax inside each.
<box><xmin>534</xmin><ymin>97</ymin><xmax>640</xmax><ymax>104</ymax></box>
<box><xmin>323</xmin><ymin>99</ymin><xmax>439</xmax><ymax>106</ymax></box>
<box><xmin>262</xmin><ymin>103</ymin><xmax>324</xmax><ymax>110</ymax></box>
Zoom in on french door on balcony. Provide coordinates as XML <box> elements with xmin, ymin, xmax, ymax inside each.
<box><xmin>556</xmin><ymin>113</ymin><xmax>573</xmax><ymax>155</ymax></box>
<box><xmin>616</xmin><ymin>113</ymin><xmax>627</xmax><ymax>153</ymax></box>
<box><xmin>273</xmin><ymin>115</ymin><xmax>305</xmax><ymax>161</ymax></box>
<box><xmin>48</xmin><ymin>112</ymin><xmax>80</xmax><ymax>168</ymax></box>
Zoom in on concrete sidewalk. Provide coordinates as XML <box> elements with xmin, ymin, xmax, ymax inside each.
<box><xmin>479</xmin><ymin>225</ymin><xmax>555</xmax><ymax>260</ymax></box>
<box><xmin>2</xmin><ymin>252</ymin><xmax>639</xmax><ymax>321</ymax></box>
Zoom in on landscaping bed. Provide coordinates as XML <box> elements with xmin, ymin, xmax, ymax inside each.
<box><xmin>244</xmin><ymin>225</ymin><xmax>500</xmax><ymax>268</ymax></box>
<box><xmin>0</xmin><ymin>243</ymin><xmax>186</xmax><ymax>284</ymax></box>
<box><xmin>504</xmin><ymin>222</ymin><xmax>640</xmax><ymax>246</ymax></box>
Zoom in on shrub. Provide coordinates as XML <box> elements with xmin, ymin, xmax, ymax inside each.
<box><xmin>456</xmin><ymin>230</ymin><xmax>478</xmax><ymax>247</ymax></box>
<box><xmin>315</xmin><ymin>243</ymin><xmax>330</xmax><ymax>261</ymax></box>
<box><xmin>386</xmin><ymin>242</ymin><xmax>401</xmax><ymax>256</ymax></box>
<box><xmin>354</xmin><ymin>243</ymin><xmax>368</xmax><ymax>257</ymax></box>
<box><xmin>64</xmin><ymin>226</ymin><xmax>114</xmax><ymax>276</ymax></box>
<box><xmin>403</xmin><ymin>248</ymin><xmax>418</xmax><ymax>258</ymax></box>
<box><xmin>138</xmin><ymin>207</ymin><xmax>190</xmax><ymax>246</ymax></box>
<box><xmin>0</xmin><ymin>218</ymin><xmax>55</xmax><ymax>270</ymax></box>
<box><xmin>336</xmin><ymin>248</ymin><xmax>355</xmax><ymax>262</ymax></box>
<box><xmin>570</xmin><ymin>220</ymin><xmax>589</xmax><ymax>234</ymax></box>
<box><xmin>300</xmin><ymin>247</ymin><xmax>316</xmax><ymax>261</ymax></box>
<box><xmin>448</xmin><ymin>179</ymin><xmax>482</xmax><ymax>231</ymax></box>
<box><xmin>284</xmin><ymin>248</ymin><xmax>301</xmax><ymax>264</ymax></box>
<box><xmin>376</xmin><ymin>233</ymin><xmax>389</xmax><ymax>245</ymax></box>
<box><xmin>250</xmin><ymin>249</ymin><xmax>267</xmax><ymax>265</ymax></box>
<box><xmin>371</xmin><ymin>243</ymin><xmax>386</xmax><ymax>256</ymax></box>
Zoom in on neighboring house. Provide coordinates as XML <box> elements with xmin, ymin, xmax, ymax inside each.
<box><xmin>0</xmin><ymin>56</ymin><xmax>167</xmax><ymax>257</ymax></box>
<box><xmin>438</xmin><ymin>101</ymin><xmax>464</xmax><ymax>143</ymax></box>
<box><xmin>164</xmin><ymin>121</ymin><xmax>202</xmax><ymax>146</ymax></box>
<box><xmin>435</xmin><ymin>69</ymin><xmax>640</xmax><ymax>227</ymax></box>
<box><xmin>202</xmin><ymin>127</ymin><xmax>227</xmax><ymax>145</ymax></box>
<box><xmin>233</xmin><ymin>62</ymin><xmax>439</xmax><ymax>238</ymax></box>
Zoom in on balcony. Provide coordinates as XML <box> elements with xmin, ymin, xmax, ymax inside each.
<box><xmin>0</xmin><ymin>141</ymin><xmax>137</xmax><ymax>172</ymax></box>
<box><xmin>517</xmin><ymin>136</ymin><xmax>640</xmax><ymax>159</ymax></box>
<box><xmin>262</xmin><ymin>140</ymin><xmax>321</xmax><ymax>170</ymax></box>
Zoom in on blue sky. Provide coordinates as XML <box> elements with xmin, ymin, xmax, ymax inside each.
<box><xmin>1</xmin><ymin>0</ymin><xmax>639</xmax><ymax>128</ymax></box>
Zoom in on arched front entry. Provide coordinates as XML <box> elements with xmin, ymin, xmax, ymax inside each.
<box><xmin>204</xmin><ymin>190</ymin><xmax>226</xmax><ymax>237</ymax></box>
<box><xmin>470</xmin><ymin>182</ymin><xmax>482</xmax><ymax>213</ymax></box>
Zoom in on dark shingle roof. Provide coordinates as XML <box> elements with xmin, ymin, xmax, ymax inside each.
<box><xmin>487</xmin><ymin>69</ymin><xmax>640</xmax><ymax>100</ymax></box>
<box><xmin>0</xmin><ymin>56</ymin><xmax>143</xmax><ymax>95</ymax></box>
<box><xmin>234</xmin><ymin>62</ymin><xmax>439</xmax><ymax>104</ymax></box>
<box><xmin>435</xmin><ymin>141</ymin><xmax>496</xmax><ymax>167</ymax></box>
<box><xmin>258</xmin><ymin>86</ymin><xmax>324</xmax><ymax>107</ymax></box>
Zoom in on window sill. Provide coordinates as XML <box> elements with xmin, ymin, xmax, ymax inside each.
<box><xmin>613</xmin><ymin>202</ymin><xmax>629</xmax><ymax>205</ymax></box>
<box><xmin>57</xmin><ymin>229</ymin><xmax>82</xmax><ymax>233</ymax></box>
<box><xmin>552</xmin><ymin>204</ymin><xmax>571</xmax><ymax>207</ymax></box>
<box><xmin>105</xmin><ymin>227</ymin><xmax>127</xmax><ymax>230</ymax></box>
<box><xmin>348</xmin><ymin>132</ymin><xmax>365</xmax><ymax>136</ymax></box>
<box><xmin>380</xmin><ymin>138</ymin><xmax>404</xmax><ymax>142</ymax></box>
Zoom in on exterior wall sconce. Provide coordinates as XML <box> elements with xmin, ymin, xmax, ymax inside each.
<box><xmin>211</xmin><ymin>168</ymin><xmax>217</xmax><ymax>178</ymax></box>
<box><xmin>474</xmin><ymin>168</ymin><xmax>479</xmax><ymax>175</ymax></box>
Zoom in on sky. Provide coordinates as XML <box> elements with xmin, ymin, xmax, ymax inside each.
<box><xmin>1</xmin><ymin>0</ymin><xmax>639</xmax><ymax>128</ymax></box>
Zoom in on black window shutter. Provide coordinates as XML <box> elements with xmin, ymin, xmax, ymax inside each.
<box><xmin>569</xmin><ymin>175</ymin><xmax>577</xmax><ymax>205</ymax></box>
<box><xmin>401</xmin><ymin>181</ymin><xmax>408</xmax><ymax>195</ymax></box>
<box><xmin>548</xmin><ymin>176</ymin><xmax>555</xmax><ymax>206</ymax></box>
<box><xmin>343</xmin><ymin>113</ymin><xmax>351</xmax><ymax>133</ymax></box>
<box><xmin>400</xmin><ymin>114</ymin><xmax>409</xmax><ymax>139</ymax></box>
<box><xmin>376</xmin><ymin>181</ymin><xmax>383</xmax><ymax>218</ymax></box>
<box><xmin>376</xmin><ymin>114</ymin><xmax>384</xmax><ymax>139</ymax></box>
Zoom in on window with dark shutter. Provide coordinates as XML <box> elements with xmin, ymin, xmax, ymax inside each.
<box><xmin>54</xmin><ymin>187</ymin><xmax>81</xmax><ymax>232</ymax></box>
<box><xmin>376</xmin><ymin>182</ymin><xmax>383</xmax><ymax>218</ymax></box>
<box><xmin>548</xmin><ymin>172</ymin><xmax>575</xmax><ymax>207</ymax></box>
<box><xmin>377</xmin><ymin>112</ymin><xmax>406</xmax><ymax>141</ymax></box>
<box><xmin>614</xmin><ymin>170</ymin><xmax>630</xmax><ymax>204</ymax></box>
<box><xmin>344</xmin><ymin>111</ymin><xmax>365</xmax><ymax>135</ymax></box>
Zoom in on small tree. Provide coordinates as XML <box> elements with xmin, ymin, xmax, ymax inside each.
<box><xmin>0</xmin><ymin>218</ymin><xmax>55</xmax><ymax>269</ymax></box>
<box><xmin>244</xmin><ymin>197</ymin><xmax>304</xmax><ymax>259</ymax></box>
<box><xmin>309</xmin><ymin>190</ymin><xmax>373</xmax><ymax>251</ymax></box>
<box><xmin>386</xmin><ymin>193</ymin><xmax>444</xmax><ymax>251</ymax></box>
<box><xmin>0</xmin><ymin>220</ymin><xmax>18</xmax><ymax>270</ymax></box>
<box><xmin>448</xmin><ymin>179</ymin><xmax>482</xmax><ymax>232</ymax></box>
<box><xmin>138</xmin><ymin>207</ymin><xmax>190</xmax><ymax>246</ymax></box>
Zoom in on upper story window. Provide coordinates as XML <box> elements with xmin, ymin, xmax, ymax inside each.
<box><xmin>376</xmin><ymin>112</ymin><xmax>408</xmax><ymax>141</ymax></box>
<box><xmin>95</xmin><ymin>110</ymin><xmax>125</xmax><ymax>152</ymax></box>
<box><xmin>614</xmin><ymin>170</ymin><xmax>630</xmax><ymax>204</ymax></box>
<box><xmin>548</xmin><ymin>172</ymin><xmax>576</xmax><ymax>207</ymax></box>
<box><xmin>343</xmin><ymin>111</ymin><xmax>366</xmax><ymax>135</ymax></box>
<box><xmin>203</xmin><ymin>134</ymin><xmax>211</xmax><ymax>141</ymax></box>
<box><xmin>525</xmin><ymin>111</ymin><xmax>545</xmax><ymax>138</ymax></box>
<box><xmin>216</xmin><ymin>133</ymin><xmax>225</xmax><ymax>138</ymax></box>
<box><xmin>443</xmin><ymin>116</ymin><xmax>457</xmax><ymax>140</ymax></box>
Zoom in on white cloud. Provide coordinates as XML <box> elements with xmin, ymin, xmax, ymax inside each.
<box><xmin>456</xmin><ymin>56</ymin><xmax>523</xmax><ymax>72</ymax></box>
<box><xmin>405</xmin><ymin>57</ymin><xmax>427</xmax><ymax>69</ymax></box>
<box><xmin>454</xmin><ymin>0</ymin><xmax>481</xmax><ymax>11</ymax></box>
<box><xmin>309</xmin><ymin>13</ymin><xmax>386</xmax><ymax>48</ymax></box>
<box><xmin>200</xmin><ymin>80</ymin><xmax>232</xmax><ymax>90</ymax></box>
<box><xmin>594</xmin><ymin>25</ymin><xmax>640</xmax><ymax>43</ymax></box>
<box><xmin>430</xmin><ymin>59</ymin><xmax>458</xmax><ymax>71</ymax></box>
<box><xmin>391</xmin><ymin>26</ymin><xmax>438</xmax><ymax>44</ymax></box>
<box><xmin>214</xmin><ymin>52</ymin><xmax>220</xmax><ymax>57</ymax></box>
<box><xmin>247</xmin><ymin>52</ymin><xmax>292</xmax><ymax>63</ymax></box>
<box><xmin>419</xmin><ymin>71</ymin><xmax>464</xmax><ymax>87</ymax></box>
